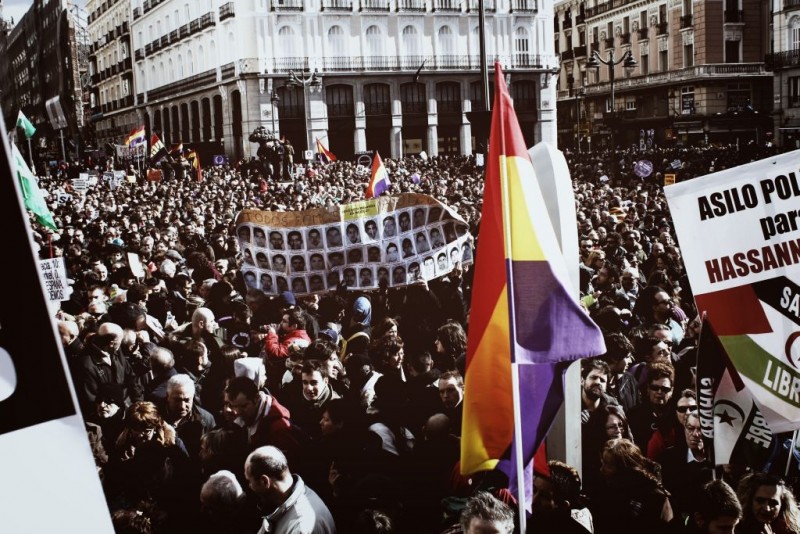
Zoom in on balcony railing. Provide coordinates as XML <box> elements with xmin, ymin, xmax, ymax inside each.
<box><xmin>398</xmin><ymin>0</ymin><xmax>426</xmax><ymax>11</ymax></box>
<box><xmin>554</xmin><ymin>20</ymin><xmax>560</xmax><ymax>32</ymax></box>
<box><xmin>638</xmin><ymin>27</ymin><xmax>649</xmax><ymax>39</ymax></box>
<box><xmin>322</xmin><ymin>0</ymin><xmax>352</xmax><ymax>10</ymax></box>
<box><xmin>272</xmin><ymin>0</ymin><xmax>303</xmax><ymax>9</ymax></box>
<box><xmin>576</xmin><ymin>14</ymin><xmax>585</xmax><ymax>24</ymax></box>
<box><xmin>561</xmin><ymin>49</ymin><xmax>575</xmax><ymax>60</ymax></box>
<box><xmin>143</xmin><ymin>0</ymin><xmax>151</xmax><ymax>13</ymax></box>
<box><xmin>656</xmin><ymin>22</ymin><xmax>668</xmax><ymax>35</ymax></box>
<box><xmin>200</xmin><ymin>12</ymin><xmax>215</xmax><ymax>29</ymax></box>
<box><xmin>766</xmin><ymin>49</ymin><xmax>800</xmax><ymax>69</ymax></box>
<box><xmin>220</xmin><ymin>2</ymin><xmax>235</xmax><ymax>20</ymax></box>
<box><xmin>170</xmin><ymin>29</ymin><xmax>179</xmax><ymax>41</ymax></box>
<box><xmin>785</xmin><ymin>0</ymin><xmax>800</xmax><ymax>9</ymax></box>
<box><xmin>680</xmin><ymin>14</ymin><xmax>693</xmax><ymax>28</ymax></box>
<box><xmin>563</xmin><ymin>18</ymin><xmax>573</xmax><ymax>29</ymax></box>
<box><xmin>604</xmin><ymin>37</ymin><xmax>614</xmax><ymax>48</ymax></box>
<box><xmin>510</xmin><ymin>0</ymin><xmax>536</xmax><ymax>12</ymax></box>
<box><xmin>591</xmin><ymin>41</ymin><xmax>600</xmax><ymax>52</ymax></box>
<box><xmin>574</xmin><ymin>45</ymin><xmax>587</xmax><ymax>57</ymax></box>
<box><xmin>286</xmin><ymin>54</ymin><xmax>544</xmax><ymax>74</ymax></box>
<box><xmin>467</xmin><ymin>0</ymin><xmax>495</xmax><ymax>11</ymax></box>
<box><xmin>583</xmin><ymin>62</ymin><xmax>768</xmax><ymax>96</ymax></box>
<box><xmin>724</xmin><ymin>9</ymin><xmax>744</xmax><ymax>22</ymax></box>
<box><xmin>361</xmin><ymin>0</ymin><xmax>390</xmax><ymax>11</ymax></box>
<box><xmin>620</xmin><ymin>32</ymin><xmax>630</xmax><ymax>44</ymax></box>
<box><xmin>135</xmin><ymin>48</ymin><xmax>144</xmax><ymax>61</ymax></box>
<box><xmin>433</xmin><ymin>0</ymin><xmax>462</xmax><ymax>12</ymax></box>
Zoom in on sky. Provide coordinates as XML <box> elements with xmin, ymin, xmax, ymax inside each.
<box><xmin>4</xmin><ymin>0</ymin><xmax>87</xmax><ymax>26</ymax></box>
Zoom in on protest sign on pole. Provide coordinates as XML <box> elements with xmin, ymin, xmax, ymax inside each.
<box><xmin>665</xmin><ymin>149</ymin><xmax>800</xmax><ymax>433</ymax></box>
<box><xmin>0</xmin><ymin>119</ymin><xmax>113</xmax><ymax>531</ymax></box>
<box><xmin>38</xmin><ymin>257</ymin><xmax>68</xmax><ymax>302</ymax></box>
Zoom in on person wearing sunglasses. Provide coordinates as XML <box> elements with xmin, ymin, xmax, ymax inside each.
<box><xmin>647</xmin><ymin>388</ymin><xmax>698</xmax><ymax>460</ymax></box>
<box><xmin>628</xmin><ymin>362</ymin><xmax>675</xmax><ymax>453</ymax></box>
<box><xmin>657</xmin><ymin>411</ymin><xmax>714</xmax><ymax>520</ymax></box>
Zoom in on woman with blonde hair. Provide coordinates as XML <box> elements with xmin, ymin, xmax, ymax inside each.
<box><xmin>590</xmin><ymin>438</ymin><xmax>674</xmax><ymax>533</ymax></box>
<box><xmin>115</xmin><ymin>401</ymin><xmax>186</xmax><ymax>461</ymax></box>
<box><xmin>736</xmin><ymin>472</ymin><xmax>800</xmax><ymax>534</ymax></box>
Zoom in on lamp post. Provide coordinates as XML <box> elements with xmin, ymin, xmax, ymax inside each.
<box><xmin>586</xmin><ymin>49</ymin><xmax>636</xmax><ymax>158</ymax></box>
<box><xmin>270</xmin><ymin>91</ymin><xmax>279</xmax><ymax>139</ymax></box>
<box><xmin>287</xmin><ymin>68</ymin><xmax>322</xmax><ymax>155</ymax></box>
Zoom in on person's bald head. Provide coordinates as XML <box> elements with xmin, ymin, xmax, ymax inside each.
<box><xmin>57</xmin><ymin>320</ymin><xmax>79</xmax><ymax>346</ymax></box>
<box><xmin>424</xmin><ymin>413</ymin><xmax>451</xmax><ymax>441</ymax></box>
<box><xmin>150</xmin><ymin>346</ymin><xmax>175</xmax><ymax>374</ymax></box>
<box><xmin>95</xmin><ymin>322</ymin><xmax>123</xmax><ymax>353</ymax></box>
<box><xmin>192</xmin><ymin>307</ymin><xmax>217</xmax><ymax>334</ymax></box>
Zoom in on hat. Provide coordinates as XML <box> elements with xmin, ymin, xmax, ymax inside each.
<box><xmin>278</xmin><ymin>291</ymin><xmax>296</xmax><ymax>309</ymax></box>
<box><xmin>352</xmin><ymin>296</ymin><xmax>372</xmax><ymax>326</ymax></box>
<box><xmin>234</xmin><ymin>357</ymin><xmax>267</xmax><ymax>388</ymax></box>
<box><xmin>319</xmin><ymin>328</ymin><xmax>340</xmax><ymax>346</ymax></box>
<box><xmin>95</xmin><ymin>383</ymin><xmax>125</xmax><ymax>406</ymax></box>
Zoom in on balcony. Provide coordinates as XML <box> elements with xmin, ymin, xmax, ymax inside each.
<box><xmin>785</xmin><ymin>0</ymin><xmax>800</xmax><ymax>9</ymax></box>
<box><xmin>573</xmin><ymin>45</ymin><xmax>587</xmax><ymax>57</ymax></box>
<box><xmin>680</xmin><ymin>14</ymin><xmax>693</xmax><ymax>28</ymax></box>
<box><xmin>220</xmin><ymin>2</ymin><xmax>235</xmax><ymax>20</ymax></box>
<box><xmin>145</xmin><ymin>43</ymin><xmax>153</xmax><ymax>54</ymax></box>
<box><xmin>576</xmin><ymin>14</ymin><xmax>585</xmax><ymax>24</ymax></box>
<box><xmin>170</xmin><ymin>29</ymin><xmax>179</xmax><ymax>41</ymax></box>
<box><xmin>510</xmin><ymin>0</ymin><xmax>536</xmax><ymax>12</ymax></box>
<box><xmin>724</xmin><ymin>9</ymin><xmax>744</xmax><ymax>23</ymax></box>
<box><xmin>272</xmin><ymin>0</ymin><xmax>304</xmax><ymax>10</ymax></box>
<box><xmin>561</xmin><ymin>49</ymin><xmax>575</xmax><ymax>60</ymax></box>
<box><xmin>322</xmin><ymin>0</ymin><xmax>352</xmax><ymax>9</ymax></box>
<box><xmin>591</xmin><ymin>41</ymin><xmax>600</xmax><ymax>53</ymax></box>
<box><xmin>361</xmin><ymin>0</ymin><xmax>390</xmax><ymax>11</ymax></box>
<box><xmin>433</xmin><ymin>0</ymin><xmax>461</xmax><ymax>11</ymax></box>
<box><xmin>554</xmin><ymin>20</ymin><xmax>560</xmax><ymax>32</ymax></box>
<box><xmin>159</xmin><ymin>35</ymin><xmax>169</xmax><ymax>48</ymax></box>
<box><xmin>620</xmin><ymin>32</ymin><xmax>630</xmax><ymax>44</ymax></box>
<box><xmin>135</xmin><ymin>48</ymin><xmax>144</xmax><ymax>61</ymax></box>
<box><xmin>656</xmin><ymin>22</ymin><xmax>668</xmax><ymax>35</ymax></box>
<box><xmin>467</xmin><ymin>0</ymin><xmax>495</xmax><ymax>10</ymax></box>
<box><xmin>121</xmin><ymin>57</ymin><xmax>132</xmax><ymax>71</ymax></box>
<box><xmin>563</xmin><ymin>18</ymin><xmax>573</xmax><ymax>29</ymax></box>
<box><xmin>121</xmin><ymin>21</ymin><xmax>129</xmax><ymax>34</ymax></box>
<box><xmin>638</xmin><ymin>27</ymin><xmax>649</xmax><ymax>39</ymax></box>
<box><xmin>143</xmin><ymin>0</ymin><xmax>151</xmax><ymax>14</ymax></box>
<box><xmin>398</xmin><ymin>0</ymin><xmax>425</xmax><ymax>10</ymax></box>
<box><xmin>179</xmin><ymin>24</ymin><xmax>190</xmax><ymax>38</ymax></box>
<box><xmin>200</xmin><ymin>12</ymin><xmax>216</xmax><ymax>29</ymax></box>
<box><xmin>190</xmin><ymin>19</ymin><xmax>200</xmax><ymax>33</ymax></box>
<box><xmin>766</xmin><ymin>49</ymin><xmax>800</xmax><ymax>69</ymax></box>
<box><xmin>133</xmin><ymin>7</ymin><xmax>141</xmax><ymax>20</ymax></box>
<box><xmin>604</xmin><ymin>37</ymin><xmax>614</xmax><ymax>48</ymax></box>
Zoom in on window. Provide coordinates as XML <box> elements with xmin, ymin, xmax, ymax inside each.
<box><xmin>681</xmin><ymin>86</ymin><xmax>695</xmax><ymax>115</ymax></box>
<box><xmin>364</xmin><ymin>83</ymin><xmax>391</xmax><ymax>115</ymax></box>
<box><xmin>514</xmin><ymin>27</ymin><xmax>530</xmax><ymax>65</ymax></box>
<box><xmin>640</xmin><ymin>53</ymin><xmax>649</xmax><ymax>75</ymax></box>
<box><xmin>436</xmin><ymin>82</ymin><xmax>461</xmax><ymax>113</ymax></box>
<box><xmin>402</xmin><ymin>25</ymin><xmax>421</xmax><ymax>56</ymax></box>
<box><xmin>659</xmin><ymin>50</ymin><xmax>668</xmax><ymax>72</ymax></box>
<box><xmin>727</xmin><ymin>82</ymin><xmax>751</xmax><ymax>111</ymax></box>
<box><xmin>326</xmin><ymin>85</ymin><xmax>354</xmax><ymax>117</ymax></box>
<box><xmin>790</xmin><ymin>77</ymin><xmax>800</xmax><ymax>107</ymax></box>
<box><xmin>366</xmin><ymin>25</ymin><xmax>383</xmax><ymax>56</ymax></box>
<box><xmin>401</xmin><ymin>82</ymin><xmax>427</xmax><ymax>114</ymax></box>
<box><xmin>438</xmin><ymin>26</ymin><xmax>455</xmax><ymax>55</ymax></box>
<box><xmin>683</xmin><ymin>44</ymin><xmax>693</xmax><ymax>67</ymax></box>
<box><xmin>725</xmin><ymin>40</ymin><xmax>740</xmax><ymax>63</ymax></box>
<box><xmin>328</xmin><ymin>26</ymin><xmax>346</xmax><ymax>57</ymax></box>
<box><xmin>790</xmin><ymin>17</ymin><xmax>800</xmax><ymax>50</ymax></box>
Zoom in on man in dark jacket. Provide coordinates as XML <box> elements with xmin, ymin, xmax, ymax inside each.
<box><xmin>602</xmin><ymin>332</ymin><xmax>639</xmax><ymax>413</ymax></box>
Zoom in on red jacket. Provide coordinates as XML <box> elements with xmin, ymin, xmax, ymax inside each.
<box><xmin>263</xmin><ymin>328</ymin><xmax>311</xmax><ymax>360</ymax></box>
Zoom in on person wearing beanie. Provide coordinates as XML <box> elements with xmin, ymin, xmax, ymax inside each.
<box><xmin>340</xmin><ymin>296</ymin><xmax>372</xmax><ymax>359</ymax></box>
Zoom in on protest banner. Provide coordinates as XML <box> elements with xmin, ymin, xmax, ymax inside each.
<box><xmin>664</xmin><ymin>149</ymin><xmax>800</xmax><ymax>433</ymax></box>
<box><xmin>0</xmin><ymin>120</ymin><xmax>113</xmax><ymax>531</ymax></box>
<box><xmin>39</xmin><ymin>258</ymin><xmax>68</xmax><ymax>302</ymax></box>
<box><xmin>235</xmin><ymin>193</ymin><xmax>474</xmax><ymax>295</ymax></box>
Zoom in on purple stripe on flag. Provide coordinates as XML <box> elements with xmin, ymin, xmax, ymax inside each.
<box><xmin>511</xmin><ymin>260</ymin><xmax>604</xmax><ymax>363</ymax></box>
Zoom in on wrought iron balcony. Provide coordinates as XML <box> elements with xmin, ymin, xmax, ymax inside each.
<box><xmin>574</xmin><ymin>45</ymin><xmax>587</xmax><ymax>57</ymax></box>
<box><xmin>638</xmin><ymin>27</ymin><xmax>648</xmax><ymax>39</ymax></box>
<box><xmin>561</xmin><ymin>49</ymin><xmax>575</xmax><ymax>60</ymax></box>
<box><xmin>620</xmin><ymin>32</ymin><xmax>630</xmax><ymax>44</ymax></box>
<box><xmin>220</xmin><ymin>2</ymin><xmax>235</xmax><ymax>20</ymax></box>
<box><xmin>563</xmin><ymin>18</ymin><xmax>573</xmax><ymax>29</ymax></box>
<box><xmin>135</xmin><ymin>48</ymin><xmax>144</xmax><ymax>61</ymax></box>
<box><xmin>785</xmin><ymin>0</ymin><xmax>800</xmax><ymax>9</ymax></box>
<box><xmin>467</xmin><ymin>0</ymin><xmax>495</xmax><ymax>11</ymax></box>
<box><xmin>766</xmin><ymin>49</ymin><xmax>800</xmax><ymax>70</ymax></box>
<box><xmin>272</xmin><ymin>0</ymin><xmax>303</xmax><ymax>10</ymax></box>
<box><xmin>656</xmin><ymin>22</ymin><xmax>668</xmax><ymax>35</ymax></box>
<box><xmin>510</xmin><ymin>0</ymin><xmax>536</xmax><ymax>12</ymax></box>
<box><xmin>433</xmin><ymin>0</ymin><xmax>462</xmax><ymax>12</ymax></box>
<box><xmin>398</xmin><ymin>0</ymin><xmax>426</xmax><ymax>11</ymax></box>
<box><xmin>321</xmin><ymin>0</ymin><xmax>352</xmax><ymax>10</ymax></box>
<box><xmin>604</xmin><ymin>37</ymin><xmax>614</xmax><ymax>48</ymax></box>
<box><xmin>680</xmin><ymin>14</ymin><xmax>693</xmax><ymax>28</ymax></box>
<box><xmin>361</xmin><ymin>0</ymin><xmax>390</xmax><ymax>11</ymax></box>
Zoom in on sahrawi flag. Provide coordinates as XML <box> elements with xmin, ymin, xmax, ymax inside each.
<box><xmin>460</xmin><ymin>61</ymin><xmax>605</xmax><ymax>506</ymax></box>
<box><xmin>11</xmin><ymin>142</ymin><xmax>57</xmax><ymax>231</ymax></box>
<box><xmin>17</xmin><ymin>110</ymin><xmax>36</xmax><ymax>139</ymax></box>
<box><xmin>696</xmin><ymin>317</ymin><xmax>774</xmax><ymax>468</ymax></box>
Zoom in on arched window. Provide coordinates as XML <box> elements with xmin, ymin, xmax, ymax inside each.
<box><xmin>328</xmin><ymin>26</ymin><xmax>345</xmax><ymax>57</ymax></box>
<box><xmin>364</xmin><ymin>83</ymin><xmax>391</xmax><ymax>115</ymax></box>
<box><xmin>402</xmin><ymin>25</ymin><xmax>421</xmax><ymax>56</ymax></box>
<box><xmin>187</xmin><ymin>50</ymin><xmax>194</xmax><ymax>75</ymax></box>
<box><xmin>198</xmin><ymin>45</ymin><xmax>204</xmax><ymax>71</ymax></box>
<box><xmin>436</xmin><ymin>82</ymin><xmax>461</xmax><ymax>113</ymax></box>
<box><xmin>438</xmin><ymin>25</ymin><xmax>455</xmax><ymax>55</ymax></box>
<box><xmin>791</xmin><ymin>16</ymin><xmax>800</xmax><ymax>50</ymax></box>
<box><xmin>168</xmin><ymin>58</ymin><xmax>174</xmax><ymax>81</ymax></box>
<box><xmin>366</xmin><ymin>25</ymin><xmax>383</xmax><ymax>56</ymax></box>
<box><xmin>278</xmin><ymin>26</ymin><xmax>298</xmax><ymax>57</ymax></box>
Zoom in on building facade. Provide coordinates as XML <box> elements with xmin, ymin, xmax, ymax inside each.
<box><xmin>117</xmin><ymin>0</ymin><xmax>557</xmax><ymax>162</ymax></box>
<box><xmin>555</xmin><ymin>0</ymin><xmax>773</xmax><ymax>153</ymax></box>
<box><xmin>768</xmin><ymin>0</ymin><xmax>800</xmax><ymax>148</ymax></box>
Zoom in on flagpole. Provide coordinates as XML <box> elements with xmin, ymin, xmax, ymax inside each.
<box><xmin>785</xmin><ymin>430</ymin><xmax>797</xmax><ymax>478</ymax></box>
<box><xmin>495</xmin><ymin>62</ymin><xmax>527</xmax><ymax>531</ymax></box>
<box><xmin>27</xmin><ymin>136</ymin><xmax>34</xmax><ymax>171</ymax></box>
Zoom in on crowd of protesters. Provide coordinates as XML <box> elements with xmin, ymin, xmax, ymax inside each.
<box><xmin>25</xmin><ymin>139</ymin><xmax>800</xmax><ymax>533</ymax></box>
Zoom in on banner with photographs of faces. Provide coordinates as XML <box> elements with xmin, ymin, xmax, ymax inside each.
<box><xmin>235</xmin><ymin>193</ymin><xmax>474</xmax><ymax>296</ymax></box>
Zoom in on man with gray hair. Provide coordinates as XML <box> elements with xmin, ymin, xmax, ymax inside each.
<box><xmin>244</xmin><ymin>445</ymin><xmax>336</xmax><ymax>533</ymax></box>
<box><xmin>162</xmin><ymin>373</ymin><xmax>216</xmax><ymax>459</ymax></box>
<box><xmin>459</xmin><ymin>491</ymin><xmax>515</xmax><ymax>533</ymax></box>
<box><xmin>200</xmin><ymin>470</ymin><xmax>255</xmax><ymax>532</ymax></box>
<box><xmin>144</xmin><ymin>346</ymin><xmax>177</xmax><ymax>404</ymax></box>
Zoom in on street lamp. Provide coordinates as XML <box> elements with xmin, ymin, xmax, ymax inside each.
<box><xmin>270</xmin><ymin>91</ymin><xmax>279</xmax><ymax>139</ymax></box>
<box><xmin>287</xmin><ymin>68</ymin><xmax>322</xmax><ymax>155</ymax></box>
<box><xmin>575</xmin><ymin>87</ymin><xmax>586</xmax><ymax>153</ymax></box>
<box><xmin>586</xmin><ymin>49</ymin><xmax>636</xmax><ymax>156</ymax></box>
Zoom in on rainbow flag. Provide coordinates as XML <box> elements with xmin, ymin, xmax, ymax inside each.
<box><xmin>365</xmin><ymin>150</ymin><xmax>391</xmax><ymax>198</ymax></box>
<box><xmin>316</xmin><ymin>138</ymin><xmax>337</xmax><ymax>163</ymax></box>
<box><xmin>460</xmin><ymin>63</ymin><xmax>605</xmax><ymax>491</ymax></box>
<box><xmin>125</xmin><ymin>125</ymin><xmax>146</xmax><ymax>147</ymax></box>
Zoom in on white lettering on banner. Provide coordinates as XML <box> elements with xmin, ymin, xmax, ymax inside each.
<box><xmin>744</xmin><ymin>413</ymin><xmax>772</xmax><ymax>448</ymax></box>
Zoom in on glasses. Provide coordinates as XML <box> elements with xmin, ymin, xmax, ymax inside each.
<box><xmin>676</xmin><ymin>405</ymin><xmax>697</xmax><ymax>413</ymax></box>
<box><xmin>649</xmin><ymin>384</ymin><xmax>672</xmax><ymax>393</ymax></box>
<box><xmin>656</xmin><ymin>299</ymin><xmax>673</xmax><ymax>306</ymax></box>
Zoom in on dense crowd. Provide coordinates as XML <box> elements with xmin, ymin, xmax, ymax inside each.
<box><xmin>25</xmin><ymin>140</ymin><xmax>800</xmax><ymax>533</ymax></box>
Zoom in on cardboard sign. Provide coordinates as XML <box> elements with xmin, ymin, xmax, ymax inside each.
<box><xmin>39</xmin><ymin>258</ymin><xmax>68</xmax><ymax>302</ymax></box>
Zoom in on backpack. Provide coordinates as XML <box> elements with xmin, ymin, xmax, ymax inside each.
<box><xmin>340</xmin><ymin>331</ymin><xmax>370</xmax><ymax>359</ymax></box>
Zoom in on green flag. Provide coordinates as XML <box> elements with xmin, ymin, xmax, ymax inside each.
<box><xmin>12</xmin><ymin>142</ymin><xmax>56</xmax><ymax>231</ymax></box>
<box><xmin>16</xmin><ymin>110</ymin><xmax>36</xmax><ymax>139</ymax></box>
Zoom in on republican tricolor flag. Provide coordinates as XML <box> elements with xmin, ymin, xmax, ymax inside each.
<box><xmin>460</xmin><ymin>62</ymin><xmax>605</xmax><ymax>509</ymax></box>
<box><xmin>316</xmin><ymin>138</ymin><xmax>337</xmax><ymax>164</ymax></box>
<box><xmin>125</xmin><ymin>125</ymin><xmax>146</xmax><ymax>147</ymax></box>
<box><xmin>149</xmin><ymin>133</ymin><xmax>168</xmax><ymax>164</ymax></box>
<box><xmin>365</xmin><ymin>150</ymin><xmax>391</xmax><ymax>198</ymax></box>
